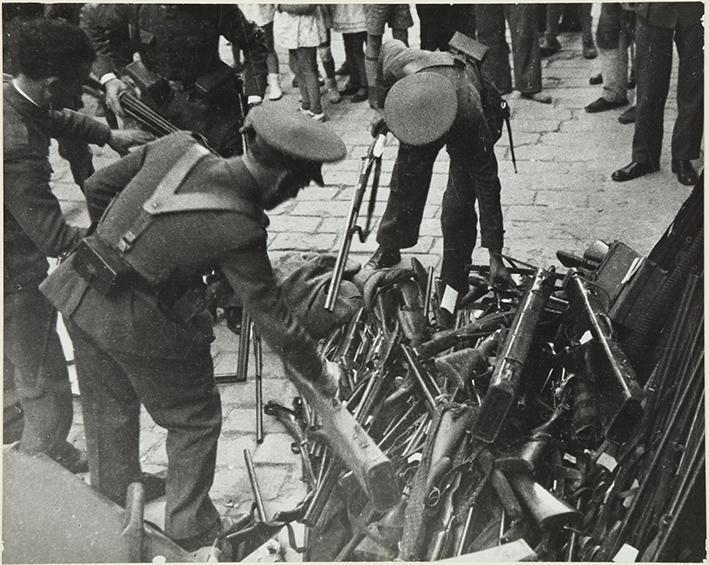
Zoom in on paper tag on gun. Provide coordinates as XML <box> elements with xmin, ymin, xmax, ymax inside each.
<box><xmin>441</xmin><ymin>285</ymin><xmax>458</xmax><ymax>314</ymax></box>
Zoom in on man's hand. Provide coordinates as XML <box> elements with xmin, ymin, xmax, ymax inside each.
<box><xmin>489</xmin><ymin>251</ymin><xmax>513</xmax><ymax>290</ymax></box>
<box><xmin>104</xmin><ymin>77</ymin><xmax>130</xmax><ymax>117</ymax></box>
<box><xmin>107</xmin><ymin>128</ymin><xmax>155</xmax><ymax>154</ymax></box>
<box><xmin>370</xmin><ymin>111</ymin><xmax>388</xmax><ymax>138</ymax></box>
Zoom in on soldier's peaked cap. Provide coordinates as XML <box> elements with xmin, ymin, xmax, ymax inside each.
<box><xmin>384</xmin><ymin>72</ymin><xmax>458</xmax><ymax>146</ymax></box>
<box><xmin>249</xmin><ymin>102</ymin><xmax>347</xmax><ymax>165</ymax></box>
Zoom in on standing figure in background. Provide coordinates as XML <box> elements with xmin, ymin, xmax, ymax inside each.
<box><xmin>416</xmin><ymin>4</ymin><xmax>476</xmax><ymax>53</ymax></box>
<box><xmin>541</xmin><ymin>4</ymin><xmax>597</xmax><ymax>59</ymax></box>
<box><xmin>612</xmin><ymin>2</ymin><xmax>703</xmax><ymax>186</ymax></box>
<box><xmin>317</xmin><ymin>6</ymin><xmax>343</xmax><ymax>105</ymax></box>
<box><xmin>364</xmin><ymin>4</ymin><xmax>413</xmax><ymax>108</ymax></box>
<box><xmin>585</xmin><ymin>3</ymin><xmax>635</xmax><ymax>114</ymax></box>
<box><xmin>80</xmin><ymin>4</ymin><xmax>268</xmax><ymax>157</ymax></box>
<box><xmin>275</xmin><ymin>4</ymin><xmax>329</xmax><ymax>121</ymax></box>
<box><xmin>475</xmin><ymin>4</ymin><xmax>551</xmax><ymax>104</ymax></box>
<box><xmin>330</xmin><ymin>4</ymin><xmax>369</xmax><ymax>103</ymax></box>
<box><xmin>4</xmin><ymin>18</ymin><xmax>150</xmax><ymax>473</ymax></box>
<box><xmin>240</xmin><ymin>4</ymin><xmax>282</xmax><ymax>101</ymax></box>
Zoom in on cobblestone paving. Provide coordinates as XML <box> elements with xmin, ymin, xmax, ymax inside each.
<box><xmin>53</xmin><ymin>8</ymin><xmax>697</xmax><ymax>539</ymax></box>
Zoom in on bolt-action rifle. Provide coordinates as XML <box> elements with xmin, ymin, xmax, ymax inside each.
<box><xmin>324</xmin><ymin>134</ymin><xmax>387</xmax><ymax>312</ymax></box>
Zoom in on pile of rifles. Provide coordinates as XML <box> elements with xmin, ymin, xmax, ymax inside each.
<box><xmin>260</xmin><ymin>184</ymin><xmax>704</xmax><ymax>562</ymax></box>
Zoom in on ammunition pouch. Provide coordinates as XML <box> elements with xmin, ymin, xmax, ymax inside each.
<box><xmin>73</xmin><ymin>236</ymin><xmax>132</xmax><ymax>296</ymax></box>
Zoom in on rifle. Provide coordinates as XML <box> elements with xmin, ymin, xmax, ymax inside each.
<box><xmin>83</xmin><ymin>77</ymin><xmax>217</xmax><ymax>154</ymax></box>
<box><xmin>324</xmin><ymin>134</ymin><xmax>387</xmax><ymax>312</ymax></box>
<box><xmin>473</xmin><ymin>268</ymin><xmax>556</xmax><ymax>443</ymax></box>
<box><xmin>564</xmin><ymin>270</ymin><xmax>644</xmax><ymax>442</ymax></box>
<box><xmin>285</xmin><ymin>364</ymin><xmax>399</xmax><ymax>513</ymax></box>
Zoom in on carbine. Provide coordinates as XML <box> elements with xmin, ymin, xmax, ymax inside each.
<box><xmin>324</xmin><ymin>134</ymin><xmax>387</xmax><ymax>312</ymax></box>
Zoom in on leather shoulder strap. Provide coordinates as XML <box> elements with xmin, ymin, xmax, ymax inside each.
<box><xmin>118</xmin><ymin>143</ymin><xmax>210</xmax><ymax>253</ymax></box>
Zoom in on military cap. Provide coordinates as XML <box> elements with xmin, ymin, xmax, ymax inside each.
<box><xmin>248</xmin><ymin>102</ymin><xmax>347</xmax><ymax>185</ymax></box>
<box><xmin>384</xmin><ymin>72</ymin><xmax>458</xmax><ymax>146</ymax></box>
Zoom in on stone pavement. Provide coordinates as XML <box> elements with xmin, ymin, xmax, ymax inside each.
<box><xmin>50</xmin><ymin>7</ymin><xmax>699</xmax><ymax>544</ymax></box>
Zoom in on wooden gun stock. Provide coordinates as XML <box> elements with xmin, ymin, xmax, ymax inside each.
<box><xmin>286</xmin><ymin>366</ymin><xmax>399</xmax><ymax>512</ymax></box>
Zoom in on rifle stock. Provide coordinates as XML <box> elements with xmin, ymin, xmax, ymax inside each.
<box><xmin>324</xmin><ymin>134</ymin><xmax>386</xmax><ymax>312</ymax></box>
<box><xmin>286</xmin><ymin>365</ymin><xmax>399</xmax><ymax>512</ymax></box>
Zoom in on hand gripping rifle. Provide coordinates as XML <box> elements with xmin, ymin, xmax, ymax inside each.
<box><xmin>83</xmin><ymin>77</ymin><xmax>217</xmax><ymax>154</ymax></box>
<box><xmin>324</xmin><ymin>134</ymin><xmax>387</xmax><ymax>312</ymax></box>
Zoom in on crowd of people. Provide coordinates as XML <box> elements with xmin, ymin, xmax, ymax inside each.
<box><xmin>3</xmin><ymin>2</ymin><xmax>703</xmax><ymax>558</ymax></box>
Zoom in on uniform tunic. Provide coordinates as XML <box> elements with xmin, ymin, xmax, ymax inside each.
<box><xmin>4</xmin><ymin>82</ymin><xmax>111</xmax><ymax>460</ymax></box>
<box><xmin>375</xmin><ymin>40</ymin><xmax>505</xmax><ymax>293</ymax></box>
<box><xmin>41</xmin><ymin>132</ymin><xmax>325</xmax><ymax>542</ymax></box>
<box><xmin>80</xmin><ymin>4</ymin><xmax>269</xmax><ymax>156</ymax></box>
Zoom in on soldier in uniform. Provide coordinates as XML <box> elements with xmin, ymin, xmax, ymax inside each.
<box><xmin>4</xmin><ymin>19</ymin><xmax>150</xmax><ymax>471</ymax></box>
<box><xmin>80</xmin><ymin>4</ymin><xmax>269</xmax><ymax>157</ymax></box>
<box><xmin>365</xmin><ymin>35</ymin><xmax>512</xmax><ymax>326</ymax></box>
<box><xmin>40</xmin><ymin>103</ymin><xmax>347</xmax><ymax>552</ymax></box>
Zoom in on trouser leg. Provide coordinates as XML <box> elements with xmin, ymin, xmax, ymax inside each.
<box><xmin>475</xmin><ymin>4</ymin><xmax>512</xmax><ymax>93</ymax></box>
<box><xmin>377</xmin><ymin>141</ymin><xmax>443</xmax><ymax>250</ymax></box>
<box><xmin>506</xmin><ymin>4</ymin><xmax>542</xmax><ymax>94</ymax></box>
<box><xmin>111</xmin><ymin>345</ymin><xmax>222</xmax><ymax>541</ymax></box>
<box><xmin>631</xmin><ymin>20</ymin><xmax>673</xmax><ymax>167</ymax></box>
<box><xmin>671</xmin><ymin>21</ymin><xmax>703</xmax><ymax>161</ymax></box>
<box><xmin>440</xmin><ymin>155</ymin><xmax>479</xmax><ymax>294</ymax></box>
<box><xmin>4</xmin><ymin>288</ymin><xmax>73</xmax><ymax>459</ymax></box>
<box><xmin>67</xmin><ymin>320</ymin><xmax>142</xmax><ymax>505</ymax></box>
<box><xmin>600</xmin><ymin>35</ymin><xmax>629</xmax><ymax>103</ymax></box>
<box><xmin>365</xmin><ymin>34</ymin><xmax>382</xmax><ymax>106</ymax></box>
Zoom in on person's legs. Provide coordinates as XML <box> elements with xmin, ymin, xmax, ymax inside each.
<box><xmin>4</xmin><ymin>289</ymin><xmax>74</xmax><ymax>462</ymax></box>
<box><xmin>67</xmin><ymin>320</ymin><xmax>142</xmax><ymax>505</ymax></box>
<box><xmin>474</xmin><ymin>4</ymin><xmax>512</xmax><ymax>94</ymax></box>
<box><xmin>507</xmin><ymin>4</ymin><xmax>548</xmax><ymax>102</ymax></box>
<box><xmin>600</xmin><ymin>36</ymin><xmax>629</xmax><ymax>103</ymax></box>
<box><xmin>579</xmin><ymin>3</ymin><xmax>598</xmax><ymax>58</ymax></box>
<box><xmin>263</xmin><ymin>21</ymin><xmax>282</xmax><ymax>100</ymax></box>
<box><xmin>376</xmin><ymin>141</ymin><xmax>443</xmax><ymax>251</ymax></box>
<box><xmin>365</xmin><ymin>33</ymin><xmax>383</xmax><ymax>107</ymax></box>
<box><xmin>297</xmin><ymin>46</ymin><xmax>323</xmax><ymax>116</ymax></box>
<box><xmin>390</xmin><ymin>4</ymin><xmax>413</xmax><ymax>46</ymax></box>
<box><xmin>631</xmin><ymin>19</ymin><xmax>673</xmax><ymax>169</ymax></box>
<box><xmin>291</xmin><ymin>48</ymin><xmax>310</xmax><ymax>110</ymax></box>
<box><xmin>318</xmin><ymin>29</ymin><xmax>341</xmax><ymax>103</ymax></box>
<box><xmin>440</xmin><ymin>156</ymin><xmax>479</xmax><ymax>294</ymax></box>
<box><xmin>391</xmin><ymin>27</ymin><xmax>408</xmax><ymax>45</ymax></box>
<box><xmin>541</xmin><ymin>4</ymin><xmax>563</xmax><ymax>55</ymax></box>
<box><xmin>341</xmin><ymin>32</ymin><xmax>367</xmax><ymax>101</ymax></box>
<box><xmin>111</xmin><ymin>345</ymin><xmax>222</xmax><ymax>544</ymax></box>
<box><xmin>671</xmin><ymin>21</ymin><xmax>703</xmax><ymax>163</ymax></box>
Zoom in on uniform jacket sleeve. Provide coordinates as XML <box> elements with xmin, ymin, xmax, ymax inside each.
<box><xmin>80</xmin><ymin>3</ymin><xmax>133</xmax><ymax>79</ymax></box>
<box><xmin>219</xmin><ymin>6</ymin><xmax>268</xmax><ymax>97</ymax></box>
<box><xmin>44</xmin><ymin>108</ymin><xmax>112</xmax><ymax>147</ymax></box>
<box><xmin>4</xmin><ymin>147</ymin><xmax>85</xmax><ymax>257</ymax></box>
<box><xmin>84</xmin><ymin>143</ymin><xmax>148</xmax><ymax>223</ymax></box>
<box><xmin>221</xmin><ymin>244</ymin><xmax>325</xmax><ymax>381</ymax></box>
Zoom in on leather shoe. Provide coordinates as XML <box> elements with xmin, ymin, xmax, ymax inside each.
<box><xmin>364</xmin><ymin>246</ymin><xmax>401</xmax><ymax>270</ymax></box>
<box><xmin>618</xmin><ymin>106</ymin><xmax>636</xmax><ymax>124</ymax></box>
<box><xmin>338</xmin><ymin>82</ymin><xmax>359</xmax><ymax>96</ymax></box>
<box><xmin>585</xmin><ymin>97</ymin><xmax>628</xmax><ymax>113</ymax></box>
<box><xmin>672</xmin><ymin>160</ymin><xmax>698</xmax><ymax>186</ymax></box>
<box><xmin>589</xmin><ymin>73</ymin><xmax>603</xmax><ymax>85</ymax></box>
<box><xmin>612</xmin><ymin>161</ymin><xmax>657</xmax><ymax>182</ymax></box>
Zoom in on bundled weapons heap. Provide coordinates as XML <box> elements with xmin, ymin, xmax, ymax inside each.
<box><xmin>254</xmin><ymin>183</ymin><xmax>703</xmax><ymax>562</ymax></box>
